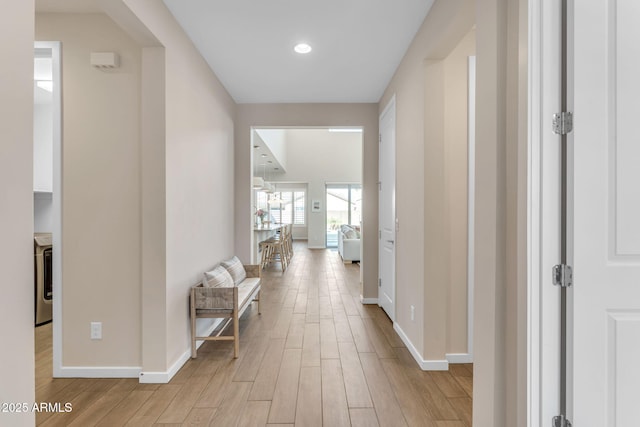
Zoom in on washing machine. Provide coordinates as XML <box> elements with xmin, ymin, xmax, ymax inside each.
<box><xmin>34</xmin><ymin>233</ymin><xmax>52</xmax><ymax>326</ymax></box>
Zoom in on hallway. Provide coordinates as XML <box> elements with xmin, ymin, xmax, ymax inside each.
<box><xmin>35</xmin><ymin>244</ymin><xmax>472</xmax><ymax>426</ymax></box>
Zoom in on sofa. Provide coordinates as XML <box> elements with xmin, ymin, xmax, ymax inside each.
<box><xmin>338</xmin><ymin>224</ymin><xmax>361</xmax><ymax>263</ymax></box>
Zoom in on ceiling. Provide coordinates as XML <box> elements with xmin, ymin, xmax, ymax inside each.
<box><xmin>34</xmin><ymin>0</ymin><xmax>435</xmax><ymax>103</ymax></box>
<box><xmin>163</xmin><ymin>0</ymin><xmax>435</xmax><ymax>103</ymax></box>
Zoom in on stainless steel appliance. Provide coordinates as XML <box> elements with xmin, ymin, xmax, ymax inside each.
<box><xmin>34</xmin><ymin>233</ymin><xmax>52</xmax><ymax>326</ymax></box>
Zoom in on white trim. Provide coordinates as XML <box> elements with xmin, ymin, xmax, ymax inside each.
<box><xmin>360</xmin><ymin>296</ymin><xmax>378</xmax><ymax>304</ymax></box>
<box><xmin>467</xmin><ymin>55</ymin><xmax>476</xmax><ymax>362</ymax></box>
<box><xmin>139</xmin><ymin>350</ymin><xmax>190</xmax><ymax>384</ymax></box>
<box><xmin>57</xmin><ymin>366</ymin><xmax>141</xmax><ymax>378</ymax></box>
<box><xmin>140</xmin><ymin>318</ymin><xmax>223</xmax><ymax>383</ymax></box>
<box><xmin>307</xmin><ymin>245</ymin><xmax>325</xmax><ymax>249</ymax></box>
<box><xmin>446</xmin><ymin>353</ymin><xmax>474</xmax><ymax>364</ymax></box>
<box><xmin>393</xmin><ymin>322</ymin><xmax>449</xmax><ymax>371</ymax></box>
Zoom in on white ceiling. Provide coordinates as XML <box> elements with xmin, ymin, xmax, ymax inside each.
<box><xmin>163</xmin><ymin>0</ymin><xmax>435</xmax><ymax>103</ymax></box>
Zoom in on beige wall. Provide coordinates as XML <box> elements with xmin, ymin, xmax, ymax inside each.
<box><xmin>379</xmin><ymin>0</ymin><xmax>475</xmax><ymax>362</ymax></box>
<box><xmin>124</xmin><ymin>0</ymin><xmax>237</xmax><ymax>373</ymax></box>
<box><xmin>473</xmin><ymin>0</ymin><xmax>528</xmax><ymax>425</ymax></box>
<box><xmin>33</xmin><ymin>0</ymin><xmax>236</xmax><ymax>378</ymax></box>
<box><xmin>36</xmin><ymin>13</ymin><xmax>143</xmax><ymax>367</ymax></box>
<box><xmin>140</xmin><ymin>46</ymin><xmax>167</xmax><ymax>373</ymax></box>
<box><xmin>235</xmin><ymin>104</ymin><xmax>378</xmax><ymax>299</ymax></box>
<box><xmin>0</xmin><ymin>1</ymin><xmax>35</xmax><ymax>425</ymax></box>
<box><xmin>444</xmin><ymin>30</ymin><xmax>476</xmax><ymax>354</ymax></box>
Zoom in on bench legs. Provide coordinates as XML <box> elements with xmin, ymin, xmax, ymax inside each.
<box><xmin>191</xmin><ymin>286</ymin><xmax>261</xmax><ymax>359</ymax></box>
<box><xmin>233</xmin><ymin>308</ymin><xmax>240</xmax><ymax>358</ymax></box>
<box><xmin>257</xmin><ymin>289</ymin><xmax>261</xmax><ymax>315</ymax></box>
<box><xmin>190</xmin><ymin>291</ymin><xmax>197</xmax><ymax>358</ymax></box>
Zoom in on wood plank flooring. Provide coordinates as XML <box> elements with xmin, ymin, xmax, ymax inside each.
<box><xmin>34</xmin><ymin>243</ymin><xmax>472</xmax><ymax>426</ymax></box>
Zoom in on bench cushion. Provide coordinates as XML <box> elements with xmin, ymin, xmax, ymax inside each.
<box><xmin>222</xmin><ymin>256</ymin><xmax>247</xmax><ymax>285</ymax></box>
<box><xmin>237</xmin><ymin>278</ymin><xmax>260</xmax><ymax>308</ymax></box>
<box><xmin>203</xmin><ymin>265</ymin><xmax>234</xmax><ymax>288</ymax></box>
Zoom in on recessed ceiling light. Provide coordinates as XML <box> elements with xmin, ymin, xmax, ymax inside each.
<box><xmin>253</xmin><ymin>145</ymin><xmax>260</xmax><ymax>149</ymax></box>
<box><xmin>268</xmin><ymin>160</ymin><xmax>273</xmax><ymax>163</ymax></box>
<box><xmin>294</xmin><ymin>43</ymin><xmax>312</xmax><ymax>54</ymax></box>
<box><xmin>261</xmin><ymin>154</ymin><xmax>268</xmax><ymax>157</ymax></box>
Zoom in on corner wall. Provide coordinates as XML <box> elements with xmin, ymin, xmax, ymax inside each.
<box><xmin>0</xmin><ymin>2</ymin><xmax>35</xmax><ymax>425</ymax></box>
<box><xmin>379</xmin><ymin>0</ymin><xmax>475</xmax><ymax>366</ymax></box>
<box><xmin>473</xmin><ymin>0</ymin><xmax>528</xmax><ymax>425</ymax></box>
<box><xmin>124</xmin><ymin>0</ymin><xmax>237</xmax><ymax>376</ymax></box>
<box><xmin>36</xmin><ymin>12</ymin><xmax>143</xmax><ymax>370</ymax></box>
<box><xmin>235</xmin><ymin>104</ymin><xmax>378</xmax><ymax>300</ymax></box>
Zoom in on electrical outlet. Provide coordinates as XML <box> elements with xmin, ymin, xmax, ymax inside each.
<box><xmin>91</xmin><ymin>322</ymin><xmax>102</xmax><ymax>340</ymax></box>
<box><xmin>410</xmin><ymin>305</ymin><xmax>415</xmax><ymax>321</ymax></box>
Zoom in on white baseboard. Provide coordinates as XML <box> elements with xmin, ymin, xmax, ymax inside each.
<box><xmin>139</xmin><ymin>350</ymin><xmax>191</xmax><ymax>384</ymax></box>
<box><xmin>139</xmin><ymin>318</ymin><xmax>222</xmax><ymax>384</ymax></box>
<box><xmin>56</xmin><ymin>366</ymin><xmax>141</xmax><ymax>378</ymax></box>
<box><xmin>393</xmin><ymin>322</ymin><xmax>449</xmax><ymax>371</ymax></box>
<box><xmin>360</xmin><ymin>296</ymin><xmax>378</xmax><ymax>304</ymax></box>
<box><xmin>307</xmin><ymin>245</ymin><xmax>325</xmax><ymax>249</ymax></box>
<box><xmin>446</xmin><ymin>353</ymin><xmax>473</xmax><ymax>364</ymax></box>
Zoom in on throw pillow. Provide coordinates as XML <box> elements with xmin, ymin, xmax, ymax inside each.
<box><xmin>203</xmin><ymin>265</ymin><xmax>234</xmax><ymax>288</ymax></box>
<box><xmin>345</xmin><ymin>229</ymin><xmax>357</xmax><ymax>239</ymax></box>
<box><xmin>221</xmin><ymin>256</ymin><xmax>247</xmax><ymax>286</ymax></box>
<box><xmin>340</xmin><ymin>224</ymin><xmax>353</xmax><ymax>234</ymax></box>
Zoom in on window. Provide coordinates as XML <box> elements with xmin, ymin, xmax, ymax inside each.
<box><xmin>256</xmin><ymin>189</ymin><xmax>306</xmax><ymax>225</ymax></box>
<box><xmin>269</xmin><ymin>191</ymin><xmax>305</xmax><ymax>225</ymax></box>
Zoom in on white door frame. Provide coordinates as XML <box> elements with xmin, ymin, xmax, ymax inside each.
<box><xmin>467</xmin><ymin>56</ymin><xmax>476</xmax><ymax>361</ymax></box>
<box><xmin>528</xmin><ymin>0</ymin><xmax>563</xmax><ymax>424</ymax></box>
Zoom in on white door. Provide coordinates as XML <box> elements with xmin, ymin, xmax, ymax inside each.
<box><xmin>378</xmin><ymin>97</ymin><xmax>396</xmax><ymax>320</ymax></box>
<box><xmin>571</xmin><ymin>1</ymin><xmax>640</xmax><ymax>425</ymax></box>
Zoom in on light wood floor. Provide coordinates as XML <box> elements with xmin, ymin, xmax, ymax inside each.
<box><xmin>35</xmin><ymin>243</ymin><xmax>472</xmax><ymax>426</ymax></box>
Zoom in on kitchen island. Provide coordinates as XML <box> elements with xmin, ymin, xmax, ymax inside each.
<box><xmin>253</xmin><ymin>223</ymin><xmax>283</xmax><ymax>264</ymax></box>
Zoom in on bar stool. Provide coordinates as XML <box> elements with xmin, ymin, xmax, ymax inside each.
<box><xmin>259</xmin><ymin>240</ymin><xmax>272</xmax><ymax>269</ymax></box>
<box><xmin>261</xmin><ymin>236</ymin><xmax>287</xmax><ymax>272</ymax></box>
<box><xmin>283</xmin><ymin>224</ymin><xmax>293</xmax><ymax>262</ymax></box>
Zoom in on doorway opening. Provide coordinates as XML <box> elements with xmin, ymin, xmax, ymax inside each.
<box><xmin>250</xmin><ymin>127</ymin><xmax>364</xmax><ymax>263</ymax></box>
<box><xmin>325</xmin><ymin>184</ymin><xmax>362</xmax><ymax>248</ymax></box>
<box><xmin>33</xmin><ymin>41</ymin><xmax>62</xmax><ymax>377</ymax></box>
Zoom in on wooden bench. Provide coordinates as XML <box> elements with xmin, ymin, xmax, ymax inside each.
<box><xmin>190</xmin><ymin>264</ymin><xmax>261</xmax><ymax>358</ymax></box>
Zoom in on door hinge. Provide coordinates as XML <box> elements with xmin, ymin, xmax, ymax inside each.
<box><xmin>552</xmin><ymin>111</ymin><xmax>573</xmax><ymax>135</ymax></box>
<box><xmin>552</xmin><ymin>264</ymin><xmax>573</xmax><ymax>288</ymax></box>
<box><xmin>553</xmin><ymin>415</ymin><xmax>572</xmax><ymax>427</ymax></box>
<box><xmin>379</xmin><ymin>230</ymin><xmax>381</xmax><ymax>239</ymax></box>
<box><xmin>379</xmin><ymin>134</ymin><xmax>382</xmax><ymax>143</ymax></box>
<box><xmin>378</xmin><ymin>278</ymin><xmax>381</xmax><ymax>287</ymax></box>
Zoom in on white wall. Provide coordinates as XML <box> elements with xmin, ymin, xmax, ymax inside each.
<box><xmin>265</xmin><ymin>129</ymin><xmax>362</xmax><ymax>247</ymax></box>
<box><xmin>256</xmin><ymin>129</ymin><xmax>288</xmax><ymax>171</ymax></box>
<box><xmin>34</xmin><ymin>192</ymin><xmax>53</xmax><ymax>232</ymax></box>
<box><xmin>0</xmin><ymin>1</ymin><xmax>35</xmax><ymax>425</ymax></box>
<box><xmin>33</xmin><ymin>102</ymin><xmax>53</xmax><ymax>192</ymax></box>
<box><xmin>33</xmin><ymin>99</ymin><xmax>54</xmax><ymax>233</ymax></box>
